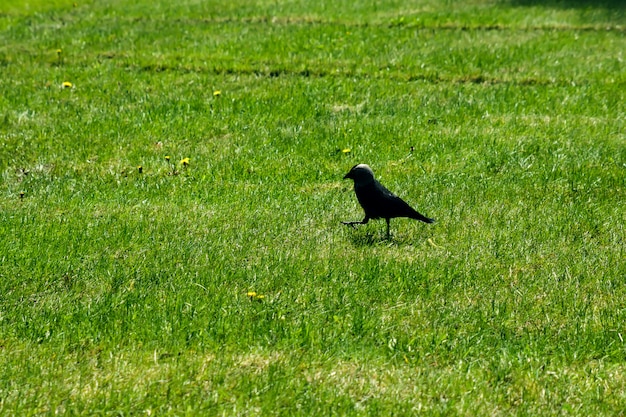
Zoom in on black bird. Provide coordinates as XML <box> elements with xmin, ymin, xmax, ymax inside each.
<box><xmin>342</xmin><ymin>164</ymin><xmax>434</xmax><ymax>238</ymax></box>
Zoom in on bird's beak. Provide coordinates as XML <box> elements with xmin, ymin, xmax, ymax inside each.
<box><xmin>343</xmin><ymin>172</ymin><xmax>352</xmax><ymax>179</ymax></box>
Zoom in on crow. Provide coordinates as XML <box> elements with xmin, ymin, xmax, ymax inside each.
<box><xmin>342</xmin><ymin>164</ymin><xmax>434</xmax><ymax>238</ymax></box>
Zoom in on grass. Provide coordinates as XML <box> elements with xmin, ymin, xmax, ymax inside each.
<box><xmin>1</xmin><ymin>0</ymin><xmax>625</xmax><ymax>415</ymax></box>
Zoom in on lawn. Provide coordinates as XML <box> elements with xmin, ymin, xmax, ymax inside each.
<box><xmin>0</xmin><ymin>0</ymin><xmax>625</xmax><ymax>415</ymax></box>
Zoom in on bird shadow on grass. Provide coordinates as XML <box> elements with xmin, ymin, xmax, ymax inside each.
<box><xmin>347</xmin><ymin>230</ymin><xmax>387</xmax><ymax>247</ymax></box>
<box><xmin>345</xmin><ymin>228</ymin><xmax>426</xmax><ymax>247</ymax></box>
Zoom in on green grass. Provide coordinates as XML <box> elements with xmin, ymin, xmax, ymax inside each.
<box><xmin>1</xmin><ymin>0</ymin><xmax>625</xmax><ymax>415</ymax></box>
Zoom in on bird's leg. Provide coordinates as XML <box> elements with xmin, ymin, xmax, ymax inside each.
<box><xmin>341</xmin><ymin>216</ymin><xmax>370</xmax><ymax>229</ymax></box>
<box><xmin>341</xmin><ymin>221</ymin><xmax>359</xmax><ymax>229</ymax></box>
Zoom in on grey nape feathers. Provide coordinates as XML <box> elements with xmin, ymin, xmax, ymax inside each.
<box><xmin>342</xmin><ymin>164</ymin><xmax>434</xmax><ymax>238</ymax></box>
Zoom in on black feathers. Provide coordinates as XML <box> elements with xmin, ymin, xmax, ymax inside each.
<box><xmin>342</xmin><ymin>164</ymin><xmax>434</xmax><ymax>238</ymax></box>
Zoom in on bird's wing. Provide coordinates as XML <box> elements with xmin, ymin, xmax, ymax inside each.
<box><xmin>375</xmin><ymin>182</ymin><xmax>420</xmax><ymax>218</ymax></box>
<box><xmin>379</xmin><ymin>183</ymin><xmax>434</xmax><ymax>222</ymax></box>
<box><xmin>355</xmin><ymin>181</ymin><xmax>415</xmax><ymax>219</ymax></box>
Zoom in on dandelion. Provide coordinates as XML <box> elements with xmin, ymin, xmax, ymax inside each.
<box><xmin>19</xmin><ymin>191</ymin><xmax>25</xmax><ymax>199</ymax></box>
<box><xmin>137</xmin><ymin>165</ymin><xmax>143</xmax><ymax>174</ymax></box>
<box><xmin>247</xmin><ymin>291</ymin><xmax>265</xmax><ymax>301</ymax></box>
<box><xmin>165</xmin><ymin>155</ymin><xmax>178</xmax><ymax>175</ymax></box>
<box><xmin>55</xmin><ymin>49</ymin><xmax>63</xmax><ymax>65</ymax></box>
<box><xmin>342</xmin><ymin>148</ymin><xmax>351</xmax><ymax>154</ymax></box>
<box><xmin>213</xmin><ymin>90</ymin><xmax>221</xmax><ymax>97</ymax></box>
<box><xmin>180</xmin><ymin>157</ymin><xmax>190</xmax><ymax>167</ymax></box>
<box><xmin>62</xmin><ymin>81</ymin><xmax>73</xmax><ymax>88</ymax></box>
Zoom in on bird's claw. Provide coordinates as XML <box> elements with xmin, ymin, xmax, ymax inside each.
<box><xmin>341</xmin><ymin>221</ymin><xmax>358</xmax><ymax>229</ymax></box>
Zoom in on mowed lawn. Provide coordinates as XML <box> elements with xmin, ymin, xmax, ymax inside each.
<box><xmin>1</xmin><ymin>0</ymin><xmax>625</xmax><ymax>415</ymax></box>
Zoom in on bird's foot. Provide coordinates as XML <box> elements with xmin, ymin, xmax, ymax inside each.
<box><xmin>341</xmin><ymin>221</ymin><xmax>359</xmax><ymax>229</ymax></box>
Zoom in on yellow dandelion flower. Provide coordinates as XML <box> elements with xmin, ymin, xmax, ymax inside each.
<box><xmin>137</xmin><ymin>165</ymin><xmax>143</xmax><ymax>173</ymax></box>
<box><xmin>255</xmin><ymin>294</ymin><xmax>265</xmax><ymax>300</ymax></box>
<box><xmin>165</xmin><ymin>155</ymin><xmax>171</xmax><ymax>162</ymax></box>
<box><xmin>56</xmin><ymin>49</ymin><xmax>62</xmax><ymax>55</ymax></box>
<box><xmin>213</xmin><ymin>90</ymin><xmax>221</xmax><ymax>97</ymax></box>
<box><xmin>180</xmin><ymin>158</ymin><xmax>190</xmax><ymax>166</ymax></box>
<box><xmin>62</xmin><ymin>81</ymin><xmax>73</xmax><ymax>88</ymax></box>
<box><xmin>342</xmin><ymin>148</ymin><xmax>351</xmax><ymax>154</ymax></box>
<box><xmin>247</xmin><ymin>291</ymin><xmax>257</xmax><ymax>298</ymax></box>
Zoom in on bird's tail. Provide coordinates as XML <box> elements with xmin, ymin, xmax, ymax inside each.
<box><xmin>411</xmin><ymin>210</ymin><xmax>435</xmax><ymax>224</ymax></box>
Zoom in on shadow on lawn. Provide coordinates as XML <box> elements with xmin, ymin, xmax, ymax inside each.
<box><xmin>346</xmin><ymin>229</ymin><xmax>425</xmax><ymax>247</ymax></box>
<box><xmin>347</xmin><ymin>230</ymin><xmax>387</xmax><ymax>246</ymax></box>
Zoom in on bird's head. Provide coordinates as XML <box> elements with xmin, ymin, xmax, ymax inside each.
<box><xmin>343</xmin><ymin>164</ymin><xmax>376</xmax><ymax>184</ymax></box>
